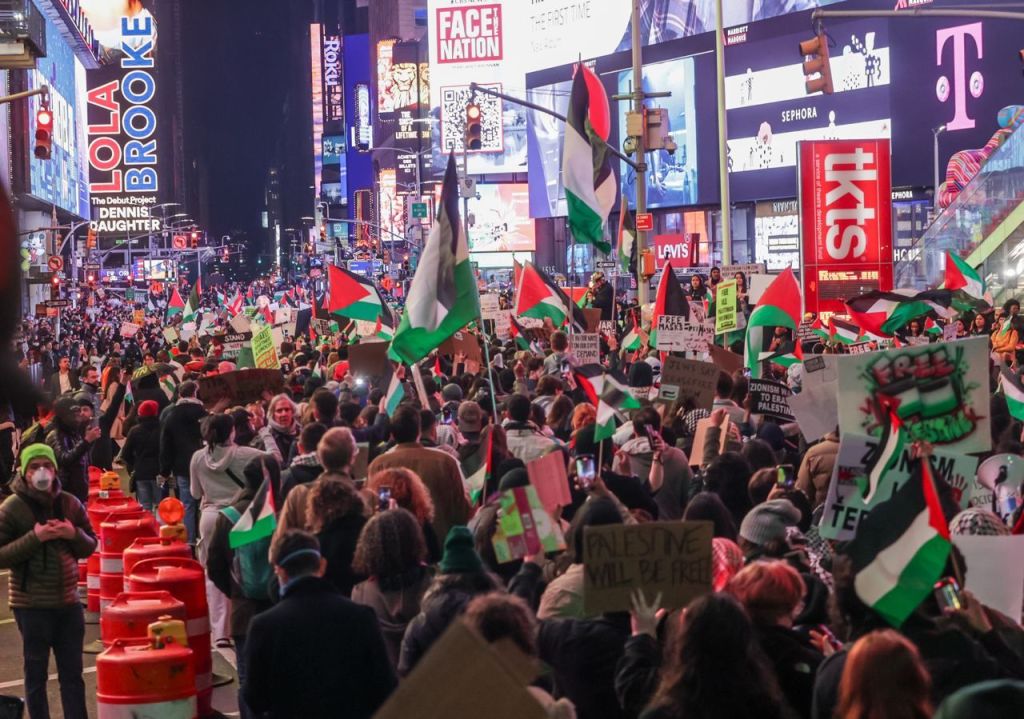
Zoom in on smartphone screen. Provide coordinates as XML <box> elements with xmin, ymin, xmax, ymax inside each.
<box><xmin>576</xmin><ymin>455</ymin><xmax>596</xmax><ymax>491</ymax></box>
<box><xmin>933</xmin><ymin>577</ymin><xmax>963</xmax><ymax>611</ymax></box>
<box><xmin>377</xmin><ymin>487</ymin><xmax>391</xmax><ymax>512</ymax></box>
<box><xmin>776</xmin><ymin>464</ymin><xmax>795</xmax><ymax>488</ymax></box>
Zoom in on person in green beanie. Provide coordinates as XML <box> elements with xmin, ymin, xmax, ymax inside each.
<box><xmin>0</xmin><ymin>443</ymin><xmax>97</xmax><ymax>719</ymax></box>
<box><xmin>398</xmin><ymin>525</ymin><xmax>501</xmax><ymax>677</ymax></box>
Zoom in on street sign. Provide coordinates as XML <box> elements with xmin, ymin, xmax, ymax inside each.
<box><xmin>45</xmin><ymin>299</ymin><xmax>70</xmax><ymax>308</ymax></box>
<box><xmin>47</xmin><ymin>255</ymin><xmax>63</xmax><ymax>272</ymax></box>
<box><xmin>411</xmin><ymin>202</ymin><xmax>428</xmax><ymax>219</ymax></box>
<box><xmin>172</xmin><ymin>234</ymin><xmax>187</xmax><ymax>249</ymax></box>
<box><xmin>596</xmin><ymin>261</ymin><xmax>617</xmax><ymax>269</ymax></box>
<box><xmin>636</xmin><ymin>213</ymin><xmax>654</xmax><ymax>231</ymax></box>
<box><xmin>125</xmin><ymin>287</ymin><xmax>135</xmax><ymax>302</ymax></box>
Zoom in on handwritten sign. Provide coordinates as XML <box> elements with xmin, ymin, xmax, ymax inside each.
<box><xmin>571</xmin><ymin>333</ymin><xmax>600</xmax><ymax>365</ymax></box>
<box><xmin>715</xmin><ymin>280</ymin><xmax>738</xmax><ymax>334</ymax></box>
<box><xmin>658</xmin><ymin>357</ymin><xmax>718</xmax><ymax>409</ymax></box>
<box><xmin>120</xmin><ymin>322</ymin><xmax>141</xmax><ymax>339</ymax></box>
<box><xmin>250</xmin><ymin>325</ymin><xmax>279</xmax><ymax>370</ymax></box>
<box><xmin>479</xmin><ymin>293</ymin><xmax>501</xmax><ymax>321</ymax></box>
<box><xmin>654</xmin><ymin>315</ymin><xmax>688</xmax><ymax>352</ymax></box>
<box><xmin>748</xmin><ymin>378</ymin><xmax>794</xmax><ymax>421</ymax></box>
<box><xmin>583</xmin><ymin>521</ymin><xmax>713</xmax><ymax>614</ymax></box>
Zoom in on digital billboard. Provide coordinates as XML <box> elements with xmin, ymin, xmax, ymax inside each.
<box><xmin>81</xmin><ymin>0</ymin><xmax>157</xmax><ymax>59</ymax></box>
<box><xmin>754</xmin><ymin>200</ymin><xmax>801</xmax><ymax>271</ymax></box>
<box><xmin>616</xmin><ymin>56</ymin><xmax>699</xmax><ymax>210</ymax></box>
<box><xmin>86</xmin><ymin>10</ymin><xmax>162</xmax><ymax>236</ymax></box>
<box><xmin>27</xmin><ymin>10</ymin><xmax>90</xmax><ymax>217</ymax></box>
<box><xmin>725</xmin><ymin>16</ymin><xmax>891</xmax><ymax>202</ymax></box>
<box><xmin>322</xmin><ymin>134</ymin><xmax>347</xmax><ymax>205</ymax></box>
<box><xmin>525</xmin><ymin>78</ymin><xmax>572</xmax><ymax>218</ymax></box>
<box><xmin>311</xmin><ymin>24</ymin><xmax>324</xmax><ymax>201</ymax></box>
<box><xmin>467</xmin><ymin>183</ymin><xmax>535</xmax><ymax>252</ymax></box>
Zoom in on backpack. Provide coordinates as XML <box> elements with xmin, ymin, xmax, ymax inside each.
<box><xmin>219</xmin><ymin>506</ymin><xmax>274</xmax><ymax>602</ymax></box>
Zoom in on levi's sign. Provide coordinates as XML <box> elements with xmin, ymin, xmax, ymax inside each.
<box><xmin>799</xmin><ymin>139</ymin><xmax>893</xmax><ymax>317</ymax></box>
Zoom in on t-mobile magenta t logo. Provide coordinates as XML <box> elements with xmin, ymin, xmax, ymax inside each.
<box><xmin>935</xmin><ymin>23</ymin><xmax>984</xmax><ymax>131</ymax></box>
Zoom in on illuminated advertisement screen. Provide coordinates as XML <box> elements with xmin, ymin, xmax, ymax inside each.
<box><xmin>725</xmin><ymin>16</ymin><xmax>891</xmax><ymax>202</ymax></box>
<box><xmin>28</xmin><ymin>11</ymin><xmax>90</xmax><ymax>217</ymax></box>
<box><xmin>377</xmin><ymin>168</ymin><xmax>405</xmax><ymax>245</ymax></box>
<box><xmin>81</xmin><ymin>0</ymin><xmax>157</xmax><ymax>59</ymax></box>
<box><xmin>311</xmin><ymin>24</ymin><xmax>324</xmax><ymax>200</ymax></box>
<box><xmin>615</xmin><ymin>56</ymin><xmax>699</xmax><ymax>209</ymax></box>
<box><xmin>133</xmin><ymin>258</ymin><xmax>174</xmax><ymax>281</ymax></box>
<box><xmin>467</xmin><ymin>183</ymin><xmax>535</xmax><ymax>252</ymax></box>
<box><xmin>754</xmin><ymin>200</ymin><xmax>801</xmax><ymax>271</ymax></box>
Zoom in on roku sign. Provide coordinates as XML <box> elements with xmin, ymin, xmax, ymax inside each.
<box><xmin>87</xmin><ymin>16</ymin><xmax>158</xmax><ymax>195</ymax></box>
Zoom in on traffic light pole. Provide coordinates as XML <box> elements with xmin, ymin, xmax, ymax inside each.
<box><xmin>715</xmin><ymin>0</ymin><xmax>731</xmax><ymax>266</ymax></box>
<box><xmin>630</xmin><ymin>0</ymin><xmax>650</xmax><ymax>308</ymax></box>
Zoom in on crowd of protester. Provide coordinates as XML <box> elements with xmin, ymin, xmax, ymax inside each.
<box><xmin>1</xmin><ymin>271</ymin><xmax>1024</xmax><ymax>719</ymax></box>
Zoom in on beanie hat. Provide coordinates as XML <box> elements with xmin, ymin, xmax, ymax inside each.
<box><xmin>498</xmin><ymin>467</ymin><xmax>530</xmax><ymax>491</ymax></box>
<box><xmin>949</xmin><ymin>508</ymin><xmax>1010</xmax><ymax>537</ymax></box>
<box><xmin>755</xmin><ymin>422</ymin><xmax>786</xmax><ymax>453</ymax></box>
<box><xmin>439</xmin><ymin>526</ymin><xmax>484</xmax><ymax>574</ymax></box>
<box><xmin>442</xmin><ymin>383</ymin><xmax>464</xmax><ymax>403</ymax></box>
<box><xmin>20</xmin><ymin>443</ymin><xmax>57</xmax><ymax>476</ymax></box>
<box><xmin>739</xmin><ymin>499</ymin><xmax>801</xmax><ymax>547</ymax></box>
<box><xmin>628</xmin><ymin>361</ymin><xmax>654</xmax><ymax>389</ymax></box>
<box><xmin>137</xmin><ymin>400</ymin><xmax>160</xmax><ymax>419</ymax></box>
<box><xmin>934</xmin><ymin>679</ymin><xmax>1024</xmax><ymax>719</ymax></box>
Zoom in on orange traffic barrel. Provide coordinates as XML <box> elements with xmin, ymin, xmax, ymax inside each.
<box><xmin>123</xmin><ymin>536</ymin><xmax>192</xmax><ymax>578</ymax></box>
<box><xmin>97</xmin><ymin>634</ymin><xmax>196</xmax><ymax>719</ymax></box>
<box><xmin>126</xmin><ymin>558</ymin><xmax>213</xmax><ymax>716</ymax></box>
<box><xmin>87</xmin><ymin>499</ymin><xmax>142</xmax><ymax>540</ymax></box>
<box><xmin>101</xmin><ymin>591</ymin><xmax>187</xmax><ymax>647</ymax></box>
<box><xmin>99</xmin><ymin>516</ymin><xmax>159</xmax><ymax>610</ymax></box>
<box><xmin>86</xmin><ymin>503</ymin><xmax>145</xmax><ymax>621</ymax></box>
<box><xmin>77</xmin><ymin>559</ymin><xmax>88</xmax><ymax>606</ymax></box>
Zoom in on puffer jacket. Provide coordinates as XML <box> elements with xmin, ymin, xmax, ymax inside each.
<box><xmin>0</xmin><ymin>474</ymin><xmax>97</xmax><ymax>609</ymax></box>
<box><xmin>796</xmin><ymin>434</ymin><xmax>839</xmax><ymax>509</ymax></box>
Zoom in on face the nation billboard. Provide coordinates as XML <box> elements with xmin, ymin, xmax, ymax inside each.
<box><xmin>798</xmin><ymin>139</ymin><xmax>893</xmax><ymax>318</ymax></box>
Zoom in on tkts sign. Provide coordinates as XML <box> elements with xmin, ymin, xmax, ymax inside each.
<box><xmin>798</xmin><ymin>139</ymin><xmax>893</xmax><ymax>317</ymax></box>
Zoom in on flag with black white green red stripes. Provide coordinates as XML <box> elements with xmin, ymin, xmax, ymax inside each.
<box><xmin>595</xmin><ymin>369</ymin><xmax>640</xmax><ymax>442</ymax></box>
<box><xmin>999</xmin><ymin>364</ymin><xmax>1024</xmax><ymax>421</ymax></box>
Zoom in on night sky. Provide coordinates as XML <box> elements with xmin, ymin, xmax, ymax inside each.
<box><xmin>180</xmin><ymin>0</ymin><xmax>296</xmax><ymax>245</ymax></box>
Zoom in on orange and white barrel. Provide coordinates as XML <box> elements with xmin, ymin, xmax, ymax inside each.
<box><xmin>97</xmin><ymin>636</ymin><xmax>196</xmax><ymax>719</ymax></box>
<box><xmin>101</xmin><ymin>591</ymin><xmax>186</xmax><ymax>647</ymax></box>
<box><xmin>99</xmin><ymin>516</ymin><xmax>158</xmax><ymax>610</ymax></box>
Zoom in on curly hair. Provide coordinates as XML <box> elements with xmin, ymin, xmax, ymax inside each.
<box><xmin>305</xmin><ymin>477</ymin><xmax>366</xmax><ymax>534</ymax></box>
<box><xmin>367</xmin><ymin>467</ymin><xmax>435</xmax><ymax>524</ymax></box>
<box><xmin>571</xmin><ymin>402</ymin><xmax>596</xmax><ymax>431</ymax></box>
<box><xmin>351</xmin><ymin>508</ymin><xmax>427</xmax><ymax>587</ymax></box>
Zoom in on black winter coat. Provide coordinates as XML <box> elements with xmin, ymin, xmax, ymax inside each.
<box><xmin>316</xmin><ymin>512</ymin><xmax>367</xmax><ymax>598</ymax></box>
<box><xmin>279</xmin><ymin>461</ymin><xmax>322</xmax><ymax>503</ymax></box>
<box><xmin>755</xmin><ymin>625</ymin><xmax>823</xmax><ymax>719</ymax></box>
<box><xmin>242</xmin><ymin>576</ymin><xmax>396</xmax><ymax>719</ymax></box>
<box><xmin>119</xmin><ymin>416</ymin><xmax>162</xmax><ymax>486</ymax></box>
<box><xmin>45</xmin><ymin>419</ymin><xmax>91</xmax><ymax>503</ymax></box>
<box><xmin>159</xmin><ymin>401</ymin><xmax>207</xmax><ymax>478</ymax></box>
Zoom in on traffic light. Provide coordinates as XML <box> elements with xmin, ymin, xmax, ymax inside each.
<box><xmin>465</xmin><ymin>103</ymin><xmax>482</xmax><ymax>150</ymax></box>
<box><xmin>190</xmin><ymin>230</ymin><xmax>199</xmax><ymax>248</ymax></box>
<box><xmin>320</xmin><ymin>225</ymin><xmax>327</xmax><ymax>242</ymax></box>
<box><xmin>86</xmin><ymin>227</ymin><xmax>97</xmax><ymax>251</ymax></box>
<box><xmin>50</xmin><ymin>275</ymin><xmax>60</xmax><ymax>300</ymax></box>
<box><xmin>34</xmin><ymin>106</ymin><xmax>53</xmax><ymax>160</ymax></box>
<box><xmin>799</xmin><ymin>32</ymin><xmax>833</xmax><ymax>95</ymax></box>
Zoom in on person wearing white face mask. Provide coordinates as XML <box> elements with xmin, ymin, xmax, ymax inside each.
<box><xmin>0</xmin><ymin>443</ymin><xmax>97</xmax><ymax>719</ymax></box>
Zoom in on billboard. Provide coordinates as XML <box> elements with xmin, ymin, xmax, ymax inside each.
<box><xmin>27</xmin><ymin>11</ymin><xmax>90</xmax><ymax>217</ymax></box>
<box><xmin>322</xmin><ymin>32</ymin><xmax>344</xmax><ymax>123</ymax></box>
<box><xmin>754</xmin><ymin>200</ymin><xmax>801</xmax><ymax>271</ymax></box>
<box><xmin>798</xmin><ymin>138</ymin><xmax>893</xmax><ymax>317</ymax></box>
<box><xmin>322</xmin><ymin>134</ymin><xmax>347</xmax><ymax>205</ymax></box>
<box><xmin>725</xmin><ymin>16</ymin><xmax>891</xmax><ymax>202</ymax></box>
<box><xmin>81</xmin><ymin>0</ymin><xmax>156</xmax><ymax>59</ymax></box>
<box><xmin>311</xmin><ymin>24</ymin><xmax>324</xmax><ymax>200</ymax></box>
<box><xmin>467</xmin><ymin>183</ymin><xmax>535</xmax><ymax>253</ymax></box>
<box><xmin>86</xmin><ymin>11</ymin><xmax>162</xmax><ymax>236</ymax></box>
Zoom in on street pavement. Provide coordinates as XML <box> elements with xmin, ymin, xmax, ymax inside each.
<box><xmin>0</xmin><ymin>569</ymin><xmax>240</xmax><ymax>717</ymax></box>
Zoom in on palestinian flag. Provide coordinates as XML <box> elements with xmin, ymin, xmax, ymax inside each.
<box><xmin>650</xmin><ymin>262</ymin><xmax>690</xmax><ymax>348</ymax></box>
<box><xmin>829</xmin><ymin>316</ymin><xmax>863</xmax><ymax>345</ymax></box>
<box><xmin>595</xmin><ymin>369</ymin><xmax>640</xmax><ymax>442</ymax></box>
<box><xmin>562</xmin><ymin>63</ymin><xmax>616</xmax><ymax>255</ymax></box>
<box><xmin>861</xmin><ymin>411</ymin><xmax>905</xmax><ymax>504</ymax></box>
<box><xmin>573</xmin><ymin>364</ymin><xmax>606</xmax><ymax>406</ymax></box>
<box><xmin>848</xmin><ymin>458</ymin><xmax>951</xmax><ymax>628</ymax></box>
<box><xmin>328</xmin><ymin>264</ymin><xmax>386</xmax><ymax>322</ymax></box>
<box><xmin>166</xmin><ymin>287</ymin><xmax>185</xmax><ymax>319</ymax></box>
<box><xmin>810</xmin><ymin>318</ymin><xmax>830</xmax><ymax>341</ymax></box>
<box><xmin>182</xmin><ymin>280</ymin><xmax>202</xmax><ymax>324</ymax></box>
<box><xmin>622</xmin><ymin>321</ymin><xmax>645</xmax><ymax>351</ymax></box>
<box><xmin>383</xmin><ymin>366</ymin><xmax>406</xmax><ymax>417</ymax></box>
<box><xmin>390</xmin><ymin>155</ymin><xmax>481</xmax><ymax>365</ymax></box>
<box><xmin>226</xmin><ymin>292</ymin><xmax>243</xmax><ymax>318</ymax></box>
<box><xmin>617</xmin><ymin>195</ymin><xmax>637</xmax><ymax>277</ymax></box>
<box><xmin>515</xmin><ymin>261</ymin><xmax>574</xmax><ymax>327</ymax></box>
<box><xmin>509</xmin><ymin>316</ymin><xmax>531</xmax><ymax>351</ymax></box>
<box><xmin>228</xmin><ymin>473</ymin><xmax>277</xmax><ymax>549</ymax></box>
<box><xmin>464</xmin><ymin>428</ymin><xmax>494</xmax><ymax>505</ymax></box>
<box><xmin>923</xmin><ymin>317</ymin><xmax>942</xmax><ymax>336</ymax></box>
<box><xmin>745</xmin><ymin>268</ymin><xmax>802</xmax><ymax>379</ymax></box>
<box><xmin>944</xmin><ymin>251</ymin><xmax>985</xmax><ymax>302</ymax></box>
<box><xmin>758</xmin><ymin>342</ymin><xmax>803</xmax><ymax>369</ymax></box>
<box><xmin>999</xmin><ymin>365</ymin><xmax>1024</xmax><ymax>421</ymax></box>
<box><xmin>845</xmin><ymin>289</ymin><xmax>956</xmax><ymax>338</ymax></box>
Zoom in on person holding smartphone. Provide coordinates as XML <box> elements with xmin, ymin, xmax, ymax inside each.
<box><xmin>613</xmin><ymin>407</ymin><xmax>694</xmax><ymax>520</ymax></box>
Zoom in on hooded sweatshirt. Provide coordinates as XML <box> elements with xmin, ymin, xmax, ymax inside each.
<box><xmin>0</xmin><ymin>473</ymin><xmax>97</xmax><ymax>608</ymax></box>
<box><xmin>189</xmin><ymin>444</ymin><xmax>267</xmax><ymax>512</ymax></box>
<box><xmin>613</xmin><ymin>437</ymin><xmax>692</xmax><ymax>521</ymax></box>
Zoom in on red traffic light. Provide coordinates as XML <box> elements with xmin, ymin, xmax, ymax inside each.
<box><xmin>799</xmin><ymin>33</ymin><xmax>833</xmax><ymax>95</ymax></box>
<box><xmin>34</xmin><ymin>107</ymin><xmax>53</xmax><ymax>160</ymax></box>
<box><xmin>465</xmin><ymin>103</ymin><xmax>483</xmax><ymax>151</ymax></box>
<box><xmin>51</xmin><ymin>275</ymin><xmax>60</xmax><ymax>285</ymax></box>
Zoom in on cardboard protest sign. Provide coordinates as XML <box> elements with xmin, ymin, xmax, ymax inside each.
<box><xmin>162</xmin><ymin>327</ymin><xmax>178</xmax><ymax>344</ymax></box>
<box><xmin>218</xmin><ymin>332</ymin><xmax>252</xmax><ymax>360</ymax></box>
<box><xmin>583</xmin><ymin>521</ymin><xmax>713</xmax><ymax>614</ymax></box>
<box><xmin>837</xmin><ymin>337</ymin><xmax>990</xmax><ymax>454</ymax></box>
<box><xmin>372</xmin><ymin>620</ymin><xmax>547</xmax><ymax>719</ymax></box>
<box><xmin>748</xmin><ymin>379</ymin><xmax>794</xmax><ymax>421</ymax></box>
<box><xmin>706</xmin><ymin>342</ymin><xmax>744</xmax><ymax>374</ymax></box>
<box><xmin>494</xmin><ymin>313</ymin><xmax>511</xmax><ymax>341</ymax></box>
<box><xmin>250</xmin><ymin>325</ymin><xmax>280</xmax><ymax>370</ymax></box>
<box><xmin>788</xmin><ymin>355</ymin><xmax>838</xmax><ymax>443</ymax></box>
<box><xmin>480</xmin><ymin>293</ymin><xmax>501</xmax><ymax>320</ymax></box>
<box><xmin>658</xmin><ymin>357</ymin><xmax>718</xmax><ymax>409</ymax></box>
<box><xmin>714</xmin><ymin>280</ymin><xmax>738</xmax><ymax>334</ymax></box>
<box><xmin>491</xmin><ymin>485</ymin><xmax>566</xmax><ymax>564</ymax></box>
<box><xmin>229</xmin><ymin>313</ymin><xmax>252</xmax><ymax>334</ymax></box>
<box><xmin>654</xmin><ymin>315</ymin><xmax>687</xmax><ymax>351</ymax></box>
<box><xmin>818</xmin><ymin>433</ymin><xmax>979</xmax><ymax>541</ymax></box>
<box><xmin>133</xmin><ymin>309</ymin><xmax>145</xmax><ymax>326</ymax></box>
<box><xmin>120</xmin><ymin>322</ymin><xmax>141</xmax><ymax>338</ymax></box>
<box><xmin>846</xmin><ymin>341</ymin><xmax>874</xmax><ymax>354</ymax></box>
<box><xmin>570</xmin><ymin>333</ymin><xmax>600</xmax><ymax>365</ymax></box>
<box><xmin>952</xmin><ymin>535</ymin><xmax>1024</xmax><ymax>623</ymax></box>
<box><xmin>197</xmin><ymin>369</ymin><xmax>284</xmax><ymax>407</ymax></box>
<box><xmin>942</xmin><ymin>323</ymin><xmax>958</xmax><ymax>342</ymax></box>
<box><xmin>526</xmin><ymin>452</ymin><xmax>571</xmax><ymax>515</ymax></box>
<box><xmin>348</xmin><ymin>341</ymin><xmax>391</xmax><ymax>378</ymax></box>
<box><xmin>439</xmin><ymin>330</ymin><xmax>483</xmax><ymax>362</ymax></box>
<box><xmin>687</xmin><ymin>416</ymin><xmax>732</xmax><ymax>467</ymax></box>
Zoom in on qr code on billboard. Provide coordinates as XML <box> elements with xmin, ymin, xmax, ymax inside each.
<box><xmin>440</xmin><ymin>83</ymin><xmax>503</xmax><ymax>153</ymax></box>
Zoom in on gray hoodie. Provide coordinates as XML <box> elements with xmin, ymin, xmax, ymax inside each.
<box><xmin>612</xmin><ymin>437</ymin><xmax>692</xmax><ymax>521</ymax></box>
<box><xmin>189</xmin><ymin>444</ymin><xmax>267</xmax><ymax>512</ymax></box>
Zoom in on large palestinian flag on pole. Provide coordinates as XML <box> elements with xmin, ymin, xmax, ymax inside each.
<box><xmin>944</xmin><ymin>251</ymin><xmax>985</xmax><ymax>305</ymax></box>
<box><xmin>845</xmin><ymin>289</ymin><xmax>956</xmax><ymax>337</ymax></box>
<box><xmin>828</xmin><ymin>316</ymin><xmax>863</xmax><ymax>345</ymax></box>
<box><xmin>847</xmin><ymin>457</ymin><xmax>951</xmax><ymax>628</ymax></box>
<box><xmin>649</xmin><ymin>261</ymin><xmax>690</xmax><ymax>348</ymax></box>
<box><xmin>562</xmin><ymin>63</ymin><xmax>616</xmax><ymax>255</ymax></box>
<box><xmin>744</xmin><ymin>267</ymin><xmax>802</xmax><ymax>379</ymax></box>
<box><xmin>182</xmin><ymin>279</ymin><xmax>202</xmax><ymax>324</ymax></box>
<box><xmin>328</xmin><ymin>264</ymin><xmax>387</xmax><ymax>322</ymax></box>
<box><xmin>514</xmin><ymin>261</ymin><xmax>574</xmax><ymax>327</ymax></box>
<box><xmin>389</xmin><ymin>154</ymin><xmax>480</xmax><ymax>365</ymax></box>
<box><xmin>595</xmin><ymin>369</ymin><xmax>640</xmax><ymax>442</ymax></box>
<box><xmin>166</xmin><ymin>287</ymin><xmax>185</xmax><ymax>319</ymax></box>
<box><xmin>617</xmin><ymin>195</ymin><xmax>637</xmax><ymax>277</ymax></box>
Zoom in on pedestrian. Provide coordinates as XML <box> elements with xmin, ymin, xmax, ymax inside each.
<box><xmin>835</xmin><ymin>630</ymin><xmax>932</xmax><ymax>719</ymax></box>
<box><xmin>0</xmin><ymin>444</ymin><xmax>96</xmax><ymax>719</ymax></box>
<box><xmin>44</xmin><ymin>396</ymin><xmax>102</xmax><ymax>503</ymax></box>
<box><xmin>365</xmin><ymin>467</ymin><xmax>441</xmax><ymax>562</ymax></box>
<box><xmin>116</xmin><ymin>399</ymin><xmax>162</xmax><ymax>511</ymax></box>
<box><xmin>254</xmin><ymin>393</ymin><xmax>299</xmax><ymax>464</ymax></box>
<box><xmin>305</xmin><ymin>476</ymin><xmax>368</xmax><ymax>596</ymax></box>
<box><xmin>242</xmin><ymin>529</ymin><xmax>396</xmax><ymax>718</ymax></box>
<box><xmin>159</xmin><ymin>380</ymin><xmax>208</xmax><ymax>544</ymax></box>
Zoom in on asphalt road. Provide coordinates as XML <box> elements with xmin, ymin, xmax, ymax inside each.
<box><xmin>0</xmin><ymin>569</ymin><xmax>240</xmax><ymax>718</ymax></box>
